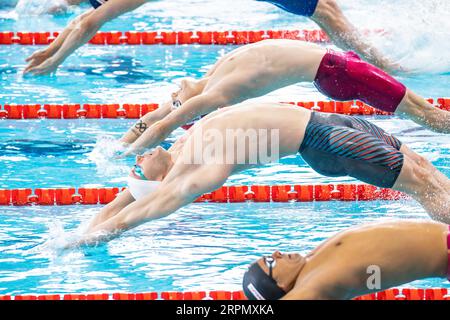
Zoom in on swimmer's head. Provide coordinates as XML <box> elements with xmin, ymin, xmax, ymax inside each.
<box><xmin>131</xmin><ymin>146</ymin><xmax>172</xmax><ymax>181</ymax></box>
<box><xmin>127</xmin><ymin>147</ymin><xmax>172</xmax><ymax>200</ymax></box>
<box><xmin>242</xmin><ymin>251</ymin><xmax>305</xmax><ymax>300</ymax></box>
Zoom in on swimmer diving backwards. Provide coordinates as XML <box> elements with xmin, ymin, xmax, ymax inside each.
<box><xmin>242</xmin><ymin>219</ymin><xmax>450</xmax><ymax>300</ymax></box>
<box><xmin>24</xmin><ymin>0</ymin><xmax>397</xmax><ymax>75</ymax></box>
<box><xmin>120</xmin><ymin>39</ymin><xmax>449</xmax><ymax>157</ymax></box>
<box><xmin>76</xmin><ymin>102</ymin><xmax>450</xmax><ymax>246</ymax></box>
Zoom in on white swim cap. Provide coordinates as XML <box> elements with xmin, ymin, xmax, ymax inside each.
<box><xmin>127</xmin><ymin>176</ymin><xmax>161</xmax><ymax>201</ymax></box>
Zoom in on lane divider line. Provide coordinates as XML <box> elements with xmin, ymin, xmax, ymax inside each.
<box><xmin>0</xmin><ymin>98</ymin><xmax>448</xmax><ymax>120</ymax></box>
<box><xmin>0</xmin><ymin>30</ymin><xmax>331</xmax><ymax>45</ymax></box>
<box><xmin>0</xmin><ymin>184</ymin><xmax>409</xmax><ymax>206</ymax></box>
<box><xmin>0</xmin><ymin>288</ymin><xmax>446</xmax><ymax>300</ymax></box>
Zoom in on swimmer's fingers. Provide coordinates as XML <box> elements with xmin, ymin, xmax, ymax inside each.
<box><xmin>116</xmin><ymin>146</ymin><xmax>140</xmax><ymax>159</ymax></box>
<box><xmin>25</xmin><ymin>49</ymin><xmax>48</xmax><ymax>62</ymax></box>
<box><xmin>114</xmin><ymin>149</ymin><xmax>133</xmax><ymax>159</ymax></box>
<box><xmin>24</xmin><ymin>66</ymin><xmax>43</xmax><ymax>75</ymax></box>
<box><xmin>25</xmin><ymin>54</ymin><xmax>38</xmax><ymax>62</ymax></box>
<box><xmin>25</xmin><ymin>53</ymin><xmax>38</xmax><ymax>63</ymax></box>
<box><xmin>23</xmin><ymin>61</ymin><xmax>41</xmax><ymax>74</ymax></box>
<box><xmin>23</xmin><ymin>62</ymin><xmax>41</xmax><ymax>75</ymax></box>
<box><xmin>26</xmin><ymin>63</ymin><xmax>57</xmax><ymax>76</ymax></box>
<box><xmin>23</xmin><ymin>65</ymin><xmax>33</xmax><ymax>74</ymax></box>
<box><xmin>31</xmin><ymin>69</ymin><xmax>50</xmax><ymax>76</ymax></box>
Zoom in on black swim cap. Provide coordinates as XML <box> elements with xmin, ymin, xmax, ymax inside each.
<box><xmin>242</xmin><ymin>262</ymin><xmax>286</xmax><ymax>300</ymax></box>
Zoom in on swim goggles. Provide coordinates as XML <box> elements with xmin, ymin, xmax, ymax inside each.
<box><xmin>264</xmin><ymin>256</ymin><xmax>277</xmax><ymax>279</ymax></box>
<box><xmin>172</xmin><ymin>99</ymin><xmax>182</xmax><ymax>108</ymax></box>
<box><xmin>133</xmin><ymin>164</ymin><xmax>148</xmax><ymax>180</ymax></box>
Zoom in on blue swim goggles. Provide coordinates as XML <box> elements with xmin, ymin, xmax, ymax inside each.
<box><xmin>133</xmin><ymin>164</ymin><xmax>148</xmax><ymax>180</ymax></box>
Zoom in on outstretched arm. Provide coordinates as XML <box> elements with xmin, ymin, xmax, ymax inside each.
<box><xmin>120</xmin><ymin>101</ymin><xmax>173</xmax><ymax>145</ymax></box>
<box><xmin>85</xmin><ymin>189</ymin><xmax>135</xmax><ymax>234</ymax></box>
<box><xmin>24</xmin><ymin>0</ymin><xmax>147</xmax><ymax>75</ymax></box>
<box><xmin>77</xmin><ymin>181</ymin><xmax>192</xmax><ymax>245</ymax></box>
<box><xmin>24</xmin><ymin>9</ymin><xmax>94</xmax><ymax>73</ymax></box>
<box><xmin>74</xmin><ymin>164</ymin><xmax>230</xmax><ymax>246</ymax></box>
<box><xmin>311</xmin><ymin>0</ymin><xmax>399</xmax><ymax>73</ymax></box>
<box><xmin>123</xmin><ymin>92</ymin><xmax>227</xmax><ymax>156</ymax></box>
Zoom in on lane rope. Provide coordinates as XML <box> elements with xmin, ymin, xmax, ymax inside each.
<box><xmin>0</xmin><ymin>288</ymin><xmax>447</xmax><ymax>300</ymax></box>
<box><xmin>1</xmin><ymin>28</ymin><xmax>445</xmax><ymax>302</ymax></box>
<box><xmin>0</xmin><ymin>30</ymin><xmax>331</xmax><ymax>45</ymax></box>
<box><xmin>0</xmin><ymin>98</ymin><xmax>448</xmax><ymax>120</ymax></box>
<box><xmin>0</xmin><ymin>184</ymin><xmax>410</xmax><ymax>206</ymax></box>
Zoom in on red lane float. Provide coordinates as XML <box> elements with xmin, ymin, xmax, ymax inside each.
<box><xmin>0</xmin><ymin>288</ymin><xmax>448</xmax><ymax>300</ymax></box>
<box><xmin>0</xmin><ymin>184</ymin><xmax>410</xmax><ymax>206</ymax></box>
<box><xmin>0</xmin><ymin>30</ymin><xmax>329</xmax><ymax>45</ymax></box>
<box><xmin>0</xmin><ymin>99</ymin><xmax>447</xmax><ymax>120</ymax></box>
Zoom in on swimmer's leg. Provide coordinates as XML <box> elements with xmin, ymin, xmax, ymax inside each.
<box><xmin>395</xmin><ymin>90</ymin><xmax>450</xmax><ymax>134</ymax></box>
<box><xmin>311</xmin><ymin>0</ymin><xmax>396</xmax><ymax>72</ymax></box>
<box><xmin>315</xmin><ymin>52</ymin><xmax>448</xmax><ymax>133</ymax></box>
<box><xmin>86</xmin><ymin>189</ymin><xmax>135</xmax><ymax>233</ymax></box>
<box><xmin>399</xmin><ymin>145</ymin><xmax>450</xmax><ymax>191</ymax></box>
<box><xmin>393</xmin><ymin>149</ymin><xmax>450</xmax><ymax>223</ymax></box>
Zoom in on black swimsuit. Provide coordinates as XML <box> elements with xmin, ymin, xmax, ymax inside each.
<box><xmin>299</xmin><ymin>112</ymin><xmax>404</xmax><ymax>188</ymax></box>
<box><xmin>89</xmin><ymin>0</ymin><xmax>107</xmax><ymax>9</ymax></box>
<box><xmin>257</xmin><ymin>0</ymin><xmax>319</xmax><ymax>17</ymax></box>
<box><xmin>92</xmin><ymin>0</ymin><xmax>319</xmax><ymax>15</ymax></box>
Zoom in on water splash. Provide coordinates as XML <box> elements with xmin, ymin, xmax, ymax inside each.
<box><xmin>14</xmin><ymin>0</ymin><xmax>74</xmax><ymax>15</ymax></box>
<box><xmin>342</xmin><ymin>0</ymin><xmax>450</xmax><ymax>74</ymax></box>
<box><xmin>26</xmin><ymin>220</ymin><xmax>83</xmax><ymax>258</ymax></box>
<box><xmin>87</xmin><ymin>135</ymin><xmax>130</xmax><ymax>177</ymax></box>
<box><xmin>24</xmin><ymin>216</ymin><xmax>111</xmax><ymax>266</ymax></box>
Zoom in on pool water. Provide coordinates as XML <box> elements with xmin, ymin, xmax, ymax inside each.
<box><xmin>0</xmin><ymin>0</ymin><xmax>449</xmax><ymax>295</ymax></box>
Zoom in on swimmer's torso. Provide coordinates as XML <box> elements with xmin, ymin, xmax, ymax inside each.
<box><xmin>294</xmin><ymin>220</ymin><xmax>448</xmax><ymax>299</ymax></box>
<box><xmin>178</xmin><ymin>102</ymin><xmax>311</xmax><ymax>170</ymax></box>
<box><xmin>204</xmin><ymin>40</ymin><xmax>326</xmax><ymax>97</ymax></box>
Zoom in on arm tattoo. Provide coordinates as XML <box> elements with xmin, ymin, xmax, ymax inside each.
<box><xmin>132</xmin><ymin>120</ymin><xmax>148</xmax><ymax>137</ymax></box>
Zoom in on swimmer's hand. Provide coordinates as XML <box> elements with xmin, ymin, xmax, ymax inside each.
<box><xmin>64</xmin><ymin>230</ymin><xmax>117</xmax><ymax>249</ymax></box>
<box><xmin>112</xmin><ymin>142</ymin><xmax>138</xmax><ymax>159</ymax></box>
<box><xmin>24</xmin><ymin>57</ymin><xmax>60</xmax><ymax>76</ymax></box>
<box><xmin>24</xmin><ymin>49</ymin><xmax>52</xmax><ymax>74</ymax></box>
<box><xmin>115</xmin><ymin>144</ymin><xmax>145</xmax><ymax>159</ymax></box>
<box><xmin>115</xmin><ymin>140</ymin><xmax>130</xmax><ymax>155</ymax></box>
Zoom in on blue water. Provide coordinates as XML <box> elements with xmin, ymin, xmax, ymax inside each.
<box><xmin>0</xmin><ymin>0</ymin><xmax>449</xmax><ymax>295</ymax></box>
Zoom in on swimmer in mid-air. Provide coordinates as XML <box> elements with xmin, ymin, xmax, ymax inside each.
<box><xmin>23</xmin><ymin>0</ymin><xmax>395</xmax><ymax>75</ymax></box>
<box><xmin>120</xmin><ymin>40</ymin><xmax>449</xmax><ymax>156</ymax></box>
<box><xmin>76</xmin><ymin>102</ymin><xmax>450</xmax><ymax>246</ymax></box>
<box><xmin>242</xmin><ymin>219</ymin><xmax>450</xmax><ymax>300</ymax></box>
